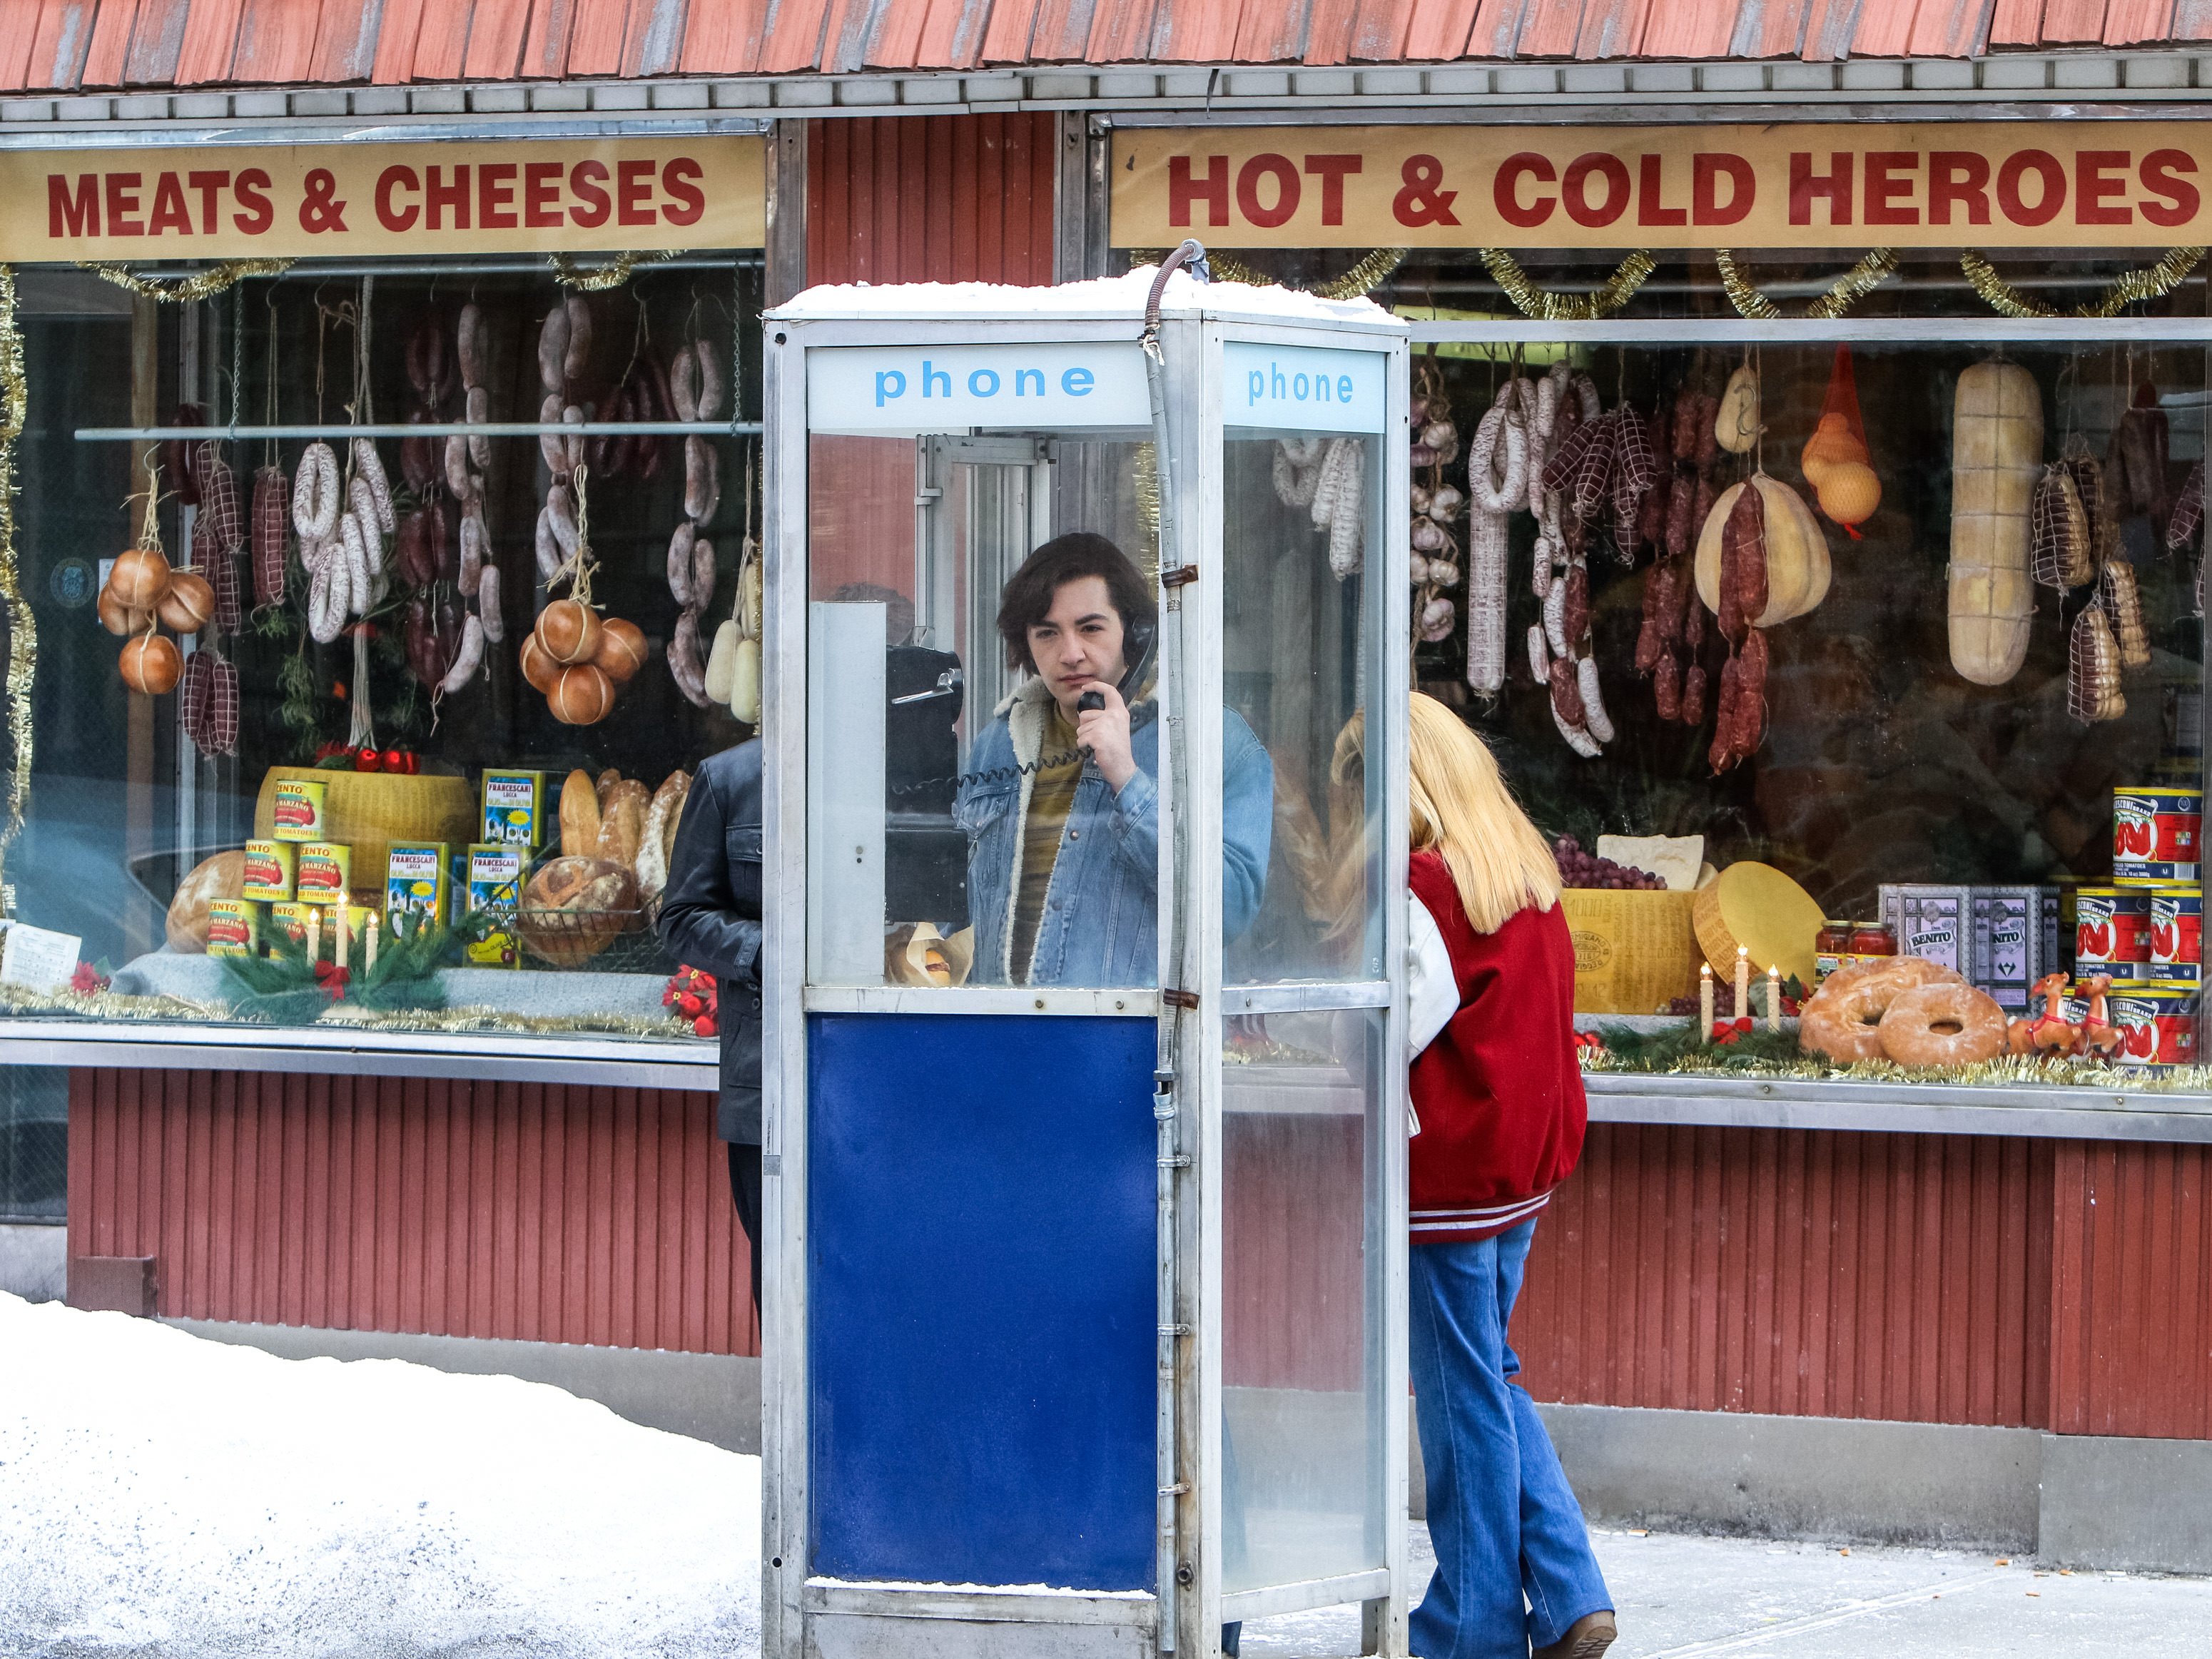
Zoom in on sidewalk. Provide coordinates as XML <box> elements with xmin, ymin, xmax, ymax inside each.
<box><xmin>1243</xmin><ymin>1523</ymin><xmax>2212</xmax><ymax>1657</ymax></box>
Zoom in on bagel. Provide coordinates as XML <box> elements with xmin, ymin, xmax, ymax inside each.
<box><xmin>1877</xmin><ymin>982</ymin><xmax>2009</xmax><ymax>1069</ymax></box>
<box><xmin>1798</xmin><ymin>956</ymin><xmax>1962</xmax><ymax>1062</ymax></box>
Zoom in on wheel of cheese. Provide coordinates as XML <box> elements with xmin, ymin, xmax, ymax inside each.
<box><xmin>1690</xmin><ymin>860</ymin><xmax>1826</xmax><ymax>987</ymax></box>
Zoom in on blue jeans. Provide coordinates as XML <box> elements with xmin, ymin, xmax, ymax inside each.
<box><xmin>1409</xmin><ymin>1219</ymin><xmax>1610</xmax><ymax>1659</ymax></box>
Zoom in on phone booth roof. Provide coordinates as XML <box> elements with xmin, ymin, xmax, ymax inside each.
<box><xmin>767</xmin><ymin>267</ymin><xmax>1404</xmax><ymax>335</ymax></box>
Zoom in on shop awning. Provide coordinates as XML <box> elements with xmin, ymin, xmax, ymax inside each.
<box><xmin>5</xmin><ymin>0</ymin><xmax>2212</xmax><ymax>95</ymax></box>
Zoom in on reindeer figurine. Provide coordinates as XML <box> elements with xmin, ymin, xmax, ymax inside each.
<box><xmin>2076</xmin><ymin>973</ymin><xmax>2125</xmax><ymax>1062</ymax></box>
<box><xmin>2009</xmin><ymin>971</ymin><xmax>2082</xmax><ymax>1057</ymax></box>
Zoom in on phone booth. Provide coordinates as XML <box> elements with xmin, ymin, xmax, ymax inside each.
<box><xmin>759</xmin><ymin>260</ymin><xmax>1411</xmax><ymax>1658</ymax></box>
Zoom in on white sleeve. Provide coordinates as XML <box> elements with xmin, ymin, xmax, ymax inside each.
<box><xmin>1407</xmin><ymin>892</ymin><xmax>1458</xmax><ymax>1060</ymax></box>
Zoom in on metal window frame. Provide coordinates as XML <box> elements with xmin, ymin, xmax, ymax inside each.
<box><xmin>761</xmin><ymin>301</ymin><xmax>1411</xmax><ymax>1659</ymax></box>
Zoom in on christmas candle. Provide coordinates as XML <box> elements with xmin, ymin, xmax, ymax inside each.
<box><xmin>365</xmin><ymin>912</ymin><xmax>380</xmax><ymax>973</ymax></box>
<box><xmin>335</xmin><ymin>903</ymin><xmax>350</xmax><ymax>968</ymax></box>
<box><xmin>1767</xmin><ymin>965</ymin><xmax>1782</xmax><ymax>1032</ymax></box>
<box><xmin>306</xmin><ymin>908</ymin><xmax>321</xmax><ymax>963</ymax></box>
<box><xmin>1700</xmin><ymin>963</ymin><xmax>1715</xmax><ymax>1038</ymax></box>
<box><xmin>1735</xmin><ymin>946</ymin><xmax>1750</xmax><ymax>1025</ymax></box>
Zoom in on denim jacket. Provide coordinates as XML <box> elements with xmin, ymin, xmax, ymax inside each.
<box><xmin>955</xmin><ymin>677</ymin><xmax>1274</xmax><ymax>986</ymax></box>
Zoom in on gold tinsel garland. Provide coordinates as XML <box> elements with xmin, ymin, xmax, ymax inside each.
<box><xmin>78</xmin><ymin>258</ymin><xmax>295</xmax><ymax>303</ymax></box>
<box><xmin>0</xmin><ymin>980</ymin><xmax>233</xmax><ymax>1023</ymax></box>
<box><xmin>318</xmin><ymin>1003</ymin><xmax>701</xmax><ymax>1039</ymax></box>
<box><xmin>1127</xmin><ymin>246</ymin><xmax>1407</xmax><ymax>300</ymax></box>
<box><xmin>549</xmin><ymin>250</ymin><xmax>676</xmax><ymax>291</ymax></box>
<box><xmin>1479</xmin><ymin>248</ymin><xmax>1656</xmax><ymax>321</ymax></box>
<box><xmin>1581</xmin><ymin>1043</ymin><xmax>2212</xmax><ymax>1095</ymax></box>
<box><xmin>1960</xmin><ymin>247</ymin><xmax>2207</xmax><ymax>318</ymax></box>
<box><xmin>0</xmin><ymin>267</ymin><xmax>31</xmax><ymax>905</ymax></box>
<box><xmin>1713</xmin><ymin>247</ymin><xmax>1899</xmax><ymax>320</ymax></box>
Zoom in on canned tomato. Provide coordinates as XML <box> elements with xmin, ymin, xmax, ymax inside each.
<box><xmin>2151</xmin><ymin>887</ymin><xmax>2203</xmax><ymax>986</ymax></box>
<box><xmin>2104</xmin><ymin>986</ymin><xmax>2200</xmax><ymax>1069</ymax></box>
<box><xmin>2075</xmin><ymin>887</ymin><xmax>2153</xmax><ymax>974</ymax></box>
<box><xmin>2114</xmin><ymin>786</ymin><xmax>2202</xmax><ymax>884</ymax></box>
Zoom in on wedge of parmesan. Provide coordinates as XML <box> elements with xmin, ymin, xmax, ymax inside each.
<box><xmin>1597</xmin><ymin>834</ymin><xmax>1705</xmax><ymax>893</ymax></box>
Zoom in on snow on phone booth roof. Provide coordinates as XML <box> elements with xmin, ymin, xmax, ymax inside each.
<box><xmin>761</xmin><ymin>265</ymin><xmax>1414</xmax><ymax>1659</ymax></box>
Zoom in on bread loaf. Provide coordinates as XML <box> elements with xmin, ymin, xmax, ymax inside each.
<box><xmin>638</xmin><ymin>771</ymin><xmax>693</xmax><ymax>905</ymax></box>
<box><xmin>595</xmin><ymin>781</ymin><xmax>649</xmax><ymax>869</ymax></box>
<box><xmin>1949</xmin><ymin>359</ymin><xmax>2041</xmax><ymax>686</ymax></box>
<box><xmin>560</xmin><ymin>769</ymin><xmax>601</xmax><ymax>858</ymax></box>
<box><xmin>166</xmin><ymin>851</ymin><xmax>247</xmax><ymax>953</ymax></box>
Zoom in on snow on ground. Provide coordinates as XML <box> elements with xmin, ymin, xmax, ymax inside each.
<box><xmin>0</xmin><ymin>1293</ymin><xmax>759</xmax><ymax>1658</ymax></box>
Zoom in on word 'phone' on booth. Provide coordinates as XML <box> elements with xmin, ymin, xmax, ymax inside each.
<box><xmin>760</xmin><ymin>265</ymin><xmax>1413</xmax><ymax>1656</ymax></box>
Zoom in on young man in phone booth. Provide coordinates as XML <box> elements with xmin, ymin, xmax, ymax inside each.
<box><xmin>957</xmin><ymin>533</ymin><xmax>1274</xmax><ymax>988</ymax></box>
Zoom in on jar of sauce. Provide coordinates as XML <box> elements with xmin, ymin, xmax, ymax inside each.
<box><xmin>1850</xmin><ymin>921</ymin><xmax>1897</xmax><ymax>958</ymax></box>
<box><xmin>1815</xmin><ymin>920</ymin><xmax>1852</xmax><ymax>983</ymax></box>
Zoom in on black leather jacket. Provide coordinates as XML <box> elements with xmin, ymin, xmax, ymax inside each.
<box><xmin>655</xmin><ymin>740</ymin><xmax>766</xmax><ymax>1143</ymax></box>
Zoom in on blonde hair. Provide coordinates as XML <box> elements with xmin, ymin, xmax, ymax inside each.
<box><xmin>1339</xmin><ymin>694</ymin><xmax>1559</xmax><ymax>935</ymax></box>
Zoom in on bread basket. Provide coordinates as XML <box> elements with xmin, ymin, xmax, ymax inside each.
<box><xmin>515</xmin><ymin>856</ymin><xmax>641</xmax><ymax>968</ymax></box>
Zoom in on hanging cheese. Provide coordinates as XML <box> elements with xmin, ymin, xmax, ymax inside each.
<box><xmin>1694</xmin><ymin>475</ymin><xmax>1832</xmax><ymax>627</ymax></box>
<box><xmin>1949</xmin><ymin>360</ymin><xmax>2041</xmax><ymax>686</ymax></box>
<box><xmin>1715</xmin><ymin>365</ymin><xmax>1760</xmax><ymax>455</ymax></box>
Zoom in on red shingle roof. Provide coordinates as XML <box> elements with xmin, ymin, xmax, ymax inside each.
<box><xmin>4</xmin><ymin>0</ymin><xmax>2209</xmax><ymax>93</ymax></box>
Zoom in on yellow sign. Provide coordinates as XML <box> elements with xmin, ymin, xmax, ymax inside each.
<box><xmin>1114</xmin><ymin>124</ymin><xmax>2212</xmax><ymax>249</ymax></box>
<box><xmin>1</xmin><ymin>136</ymin><xmax>765</xmax><ymax>261</ymax></box>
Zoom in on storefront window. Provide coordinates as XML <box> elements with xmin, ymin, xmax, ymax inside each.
<box><xmin>3</xmin><ymin>255</ymin><xmax>761</xmax><ymax>1045</ymax></box>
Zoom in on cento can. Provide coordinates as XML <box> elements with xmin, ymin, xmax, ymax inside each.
<box><xmin>2150</xmin><ymin>887</ymin><xmax>2203</xmax><ymax>986</ymax></box>
<box><xmin>2075</xmin><ymin>887</ymin><xmax>2153</xmax><ymax>975</ymax></box>
<box><xmin>2114</xmin><ymin>786</ymin><xmax>2203</xmax><ymax>884</ymax></box>
<box><xmin>2104</xmin><ymin>986</ymin><xmax>2201</xmax><ymax>1070</ymax></box>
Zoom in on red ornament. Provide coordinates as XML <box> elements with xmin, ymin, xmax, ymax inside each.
<box><xmin>382</xmin><ymin>749</ymin><xmax>405</xmax><ymax>773</ymax></box>
<box><xmin>356</xmin><ymin>747</ymin><xmax>383</xmax><ymax>773</ymax></box>
<box><xmin>678</xmin><ymin>992</ymin><xmax>704</xmax><ymax>1018</ymax></box>
<box><xmin>694</xmin><ymin>1014</ymin><xmax>717</xmax><ymax>1038</ymax></box>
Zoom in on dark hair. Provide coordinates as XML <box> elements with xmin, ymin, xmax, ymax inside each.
<box><xmin>995</xmin><ymin>533</ymin><xmax>1157</xmax><ymax>674</ymax></box>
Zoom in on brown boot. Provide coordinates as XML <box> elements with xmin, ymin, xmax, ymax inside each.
<box><xmin>1532</xmin><ymin>1610</ymin><xmax>1615</xmax><ymax>1659</ymax></box>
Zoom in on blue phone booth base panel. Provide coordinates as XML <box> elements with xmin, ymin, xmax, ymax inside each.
<box><xmin>807</xmin><ymin>1013</ymin><xmax>1158</xmax><ymax>1591</ymax></box>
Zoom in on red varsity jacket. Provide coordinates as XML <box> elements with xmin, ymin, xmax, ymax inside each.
<box><xmin>1407</xmin><ymin>848</ymin><xmax>1588</xmax><ymax>1246</ymax></box>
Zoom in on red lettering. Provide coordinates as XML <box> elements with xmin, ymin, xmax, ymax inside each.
<box><xmin>1235</xmin><ymin>154</ymin><xmax>1301</xmax><ymax>228</ymax></box>
<box><xmin>47</xmin><ymin>174</ymin><xmax>98</xmax><ymax>238</ymax></box>
<box><xmin>375</xmin><ymin>165</ymin><xmax>420</xmax><ymax>232</ymax></box>
<box><xmin>1863</xmin><ymin>152</ymin><xmax>1919</xmax><ymax>225</ymax></box>
<box><xmin>569</xmin><ymin>161</ymin><xmax>612</xmax><ymax>228</ymax></box>
<box><xmin>1302</xmin><ymin>154</ymin><xmax>1361</xmax><ymax>225</ymax></box>
<box><xmin>661</xmin><ymin>158</ymin><xmax>705</xmax><ymax>226</ymax></box>
<box><xmin>186</xmin><ymin>170</ymin><xmax>228</xmax><ymax>235</ymax></box>
<box><xmin>1928</xmin><ymin>152</ymin><xmax>1991</xmax><ymax>225</ymax></box>
<box><xmin>1788</xmin><ymin>152</ymin><xmax>1852</xmax><ymax>226</ymax></box>
<box><xmin>233</xmin><ymin>169</ymin><xmax>273</xmax><ymax>235</ymax></box>
<box><xmin>1997</xmin><ymin>150</ymin><xmax>2065</xmax><ymax>227</ymax></box>
<box><xmin>1493</xmin><ymin>153</ymin><xmax>1556</xmax><ymax>229</ymax></box>
<box><xmin>1636</xmin><ymin>154</ymin><xmax>1686</xmax><ymax>227</ymax></box>
<box><xmin>1169</xmin><ymin>155</ymin><xmax>1229</xmax><ymax>228</ymax></box>
<box><xmin>104</xmin><ymin>173</ymin><xmax>144</xmax><ymax>237</ymax></box>
<box><xmin>1561</xmin><ymin>153</ymin><xmax>1630</xmax><ymax>228</ymax></box>
<box><xmin>2076</xmin><ymin>150</ymin><xmax>2131</xmax><ymax>225</ymax></box>
<box><xmin>479</xmin><ymin>162</ymin><xmax>519</xmax><ymax>230</ymax></box>
<box><xmin>147</xmin><ymin>171</ymin><xmax>191</xmax><ymax>235</ymax></box>
<box><xmin>524</xmin><ymin>162</ymin><xmax>563</xmax><ymax>227</ymax></box>
<box><xmin>425</xmin><ymin>165</ymin><xmax>470</xmax><ymax>230</ymax></box>
<box><xmin>2141</xmin><ymin>148</ymin><xmax>2200</xmax><ymax>228</ymax></box>
<box><xmin>617</xmin><ymin>158</ymin><xmax>656</xmax><ymax>226</ymax></box>
<box><xmin>1691</xmin><ymin>154</ymin><xmax>1753</xmax><ymax>226</ymax></box>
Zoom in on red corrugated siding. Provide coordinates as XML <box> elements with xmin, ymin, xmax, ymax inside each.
<box><xmin>1516</xmin><ymin>1125</ymin><xmax>2212</xmax><ymax>1439</ymax></box>
<box><xmin>2048</xmin><ymin>1139</ymin><xmax>2212</xmax><ymax>1439</ymax></box>
<box><xmin>69</xmin><ymin>1068</ymin><xmax>757</xmax><ymax>1356</ymax></box>
<box><xmin>806</xmin><ymin>112</ymin><xmax>1057</xmax><ymax>287</ymax></box>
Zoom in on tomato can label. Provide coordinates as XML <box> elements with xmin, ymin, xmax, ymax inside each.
<box><xmin>2075</xmin><ymin>887</ymin><xmax>2153</xmax><ymax>970</ymax></box>
<box><xmin>2150</xmin><ymin>888</ymin><xmax>2203</xmax><ymax>986</ymax></box>
<box><xmin>2114</xmin><ymin>787</ymin><xmax>2202</xmax><ymax>883</ymax></box>
<box><xmin>2104</xmin><ymin>988</ymin><xmax>2200</xmax><ymax>1069</ymax></box>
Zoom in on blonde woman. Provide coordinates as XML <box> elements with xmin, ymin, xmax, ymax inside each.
<box><xmin>1354</xmin><ymin>695</ymin><xmax>1615</xmax><ymax>1659</ymax></box>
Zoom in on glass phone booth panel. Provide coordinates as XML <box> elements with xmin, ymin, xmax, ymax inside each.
<box><xmin>790</xmin><ymin>324</ymin><xmax>1168</xmax><ymax>1632</ymax></box>
<box><xmin>1214</xmin><ymin>338</ymin><xmax>1398</xmax><ymax>1602</ymax></box>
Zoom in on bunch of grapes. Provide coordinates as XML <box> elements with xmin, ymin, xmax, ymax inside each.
<box><xmin>1553</xmin><ymin>836</ymin><xmax>1667</xmax><ymax>891</ymax></box>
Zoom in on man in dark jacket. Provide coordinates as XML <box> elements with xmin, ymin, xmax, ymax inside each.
<box><xmin>656</xmin><ymin>738</ymin><xmax>766</xmax><ymax>1313</ymax></box>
